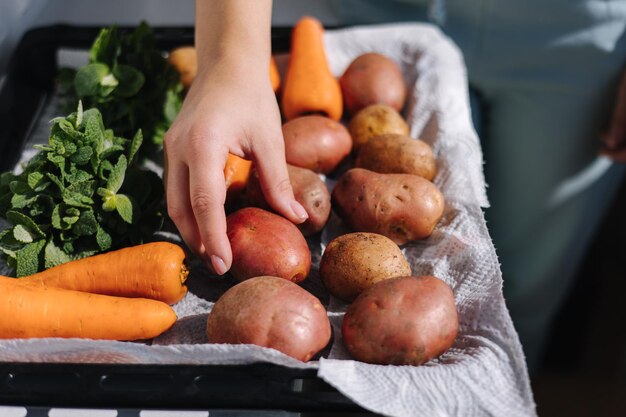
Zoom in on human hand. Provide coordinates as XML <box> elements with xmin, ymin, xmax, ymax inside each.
<box><xmin>601</xmin><ymin>66</ymin><xmax>626</xmax><ymax>162</ymax></box>
<box><xmin>163</xmin><ymin>61</ymin><xmax>308</xmax><ymax>275</ymax></box>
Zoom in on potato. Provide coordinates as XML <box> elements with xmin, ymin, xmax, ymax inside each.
<box><xmin>168</xmin><ymin>46</ymin><xmax>197</xmax><ymax>89</ymax></box>
<box><xmin>319</xmin><ymin>232</ymin><xmax>411</xmax><ymax>302</ymax></box>
<box><xmin>342</xmin><ymin>276</ymin><xmax>458</xmax><ymax>365</ymax></box>
<box><xmin>207</xmin><ymin>276</ymin><xmax>331</xmax><ymax>362</ymax></box>
<box><xmin>340</xmin><ymin>53</ymin><xmax>407</xmax><ymax>115</ymax></box>
<box><xmin>246</xmin><ymin>165</ymin><xmax>331</xmax><ymax>236</ymax></box>
<box><xmin>355</xmin><ymin>134</ymin><xmax>436</xmax><ymax>181</ymax></box>
<box><xmin>282</xmin><ymin>115</ymin><xmax>352</xmax><ymax>174</ymax></box>
<box><xmin>349</xmin><ymin>104</ymin><xmax>409</xmax><ymax>152</ymax></box>
<box><xmin>332</xmin><ymin>168</ymin><xmax>444</xmax><ymax>244</ymax></box>
<box><xmin>227</xmin><ymin>207</ymin><xmax>311</xmax><ymax>282</ymax></box>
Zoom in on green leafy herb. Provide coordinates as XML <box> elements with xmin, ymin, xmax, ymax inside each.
<box><xmin>61</xmin><ymin>22</ymin><xmax>183</xmax><ymax>159</ymax></box>
<box><xmin>0</xmin><ymin>104</ymin><xmax>164</xmax><ymax>276</ymax></box>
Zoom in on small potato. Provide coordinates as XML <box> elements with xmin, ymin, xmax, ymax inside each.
<box><xmin>342</xmin><ymin>276</ymin><xmax>458</xmax><ymax>365</ymax></box>
<box><xmin>340</xmin><ymin>53</ymin><xmax>407</xmax><ymax>115</ymax></box>
<box><xmin>246</xmin><ymin>164</ymin><xmax>331</xmax><ymax>236</ymax></box>
<box><xmin>207</xmin><ymin>276</ymin><xmax>331</xmax><ymax>362</ymax></box>
<box><xmin>355</xmin><ymin>134</ymin><xmax>436</xmax><ymax>181</ymax></box>
<box><xmin>332</xmin><ymin>168</ymin><xmax>445</xmax><ymax>244</ymax></box>
<box><xmin>227</xmin><ymin>207</ymin><xmax>311</xmax><ymax>282</ymax></box>
<box><xmin>283</xmin><ymin>116</ymin><xmax>352</xmax><ymax>174</ymax></box>
<box><xmin>349</xmin><ymin>104</ymin><xmax>409</xmax><ymax>152</ymax></box>
<box><xmin>319</xmin><ymin>232</ymin><xmax>411</xmax><ymax>302</ymax></box>
<box><xmin>168</xmin><ymin>46</ymin><xmax>197</xmax><ymax>89</ymax></box>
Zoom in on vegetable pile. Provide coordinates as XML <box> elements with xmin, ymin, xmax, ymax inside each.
<box><xmin>0</xmin><ymin>104</ymin><xmax>163</xmax><ymax>276</ymax></box>
<box><xmin>1</xmin><ymin>17</ymin><xmax>461</xmax><ymax>366</ymax></box>
<box><xmin>61</xmin><ymin>22</ymin><xmax>183</xmax><ymax>159</ymax></box>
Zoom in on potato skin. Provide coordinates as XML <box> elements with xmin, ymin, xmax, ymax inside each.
<box><xmin>349</xmin><ymin>104</ymin><xmax>409</xmax><ymax>152</ymax></box>
<box><xmin>355</xmin><ymin>134</ymin><xmax>436</xmax><ymax>181</ymax></box>
<box><xmin>342</xmin><ymin>276</ymin><xmax>458</xmax><ymax>365</ymax></box>
<box><xmin>340</xmin><ymin>53</ymin><xmax>407</xmax><ymax>115</ymax></box>
<box><xmin>332</xmin><ymin>168</ymin><xmax>445</xmax><ymax>244</ymax></box>
<box><xmin>246</xmin><ymin>165</ymin><xmax>331</xmax><ymax>236</ymax></box>
<box><xmin>227</xmin><ymin>207</ymin><xmax>311</xmax><ymax>282</ymax></box>
<box><xmin>283</xmin><ymin>116</ymin><xmax>352</xmax><ymax>174</ymax></box>
<box><xmin>207</xmin><ymin>276</ymin><xmax>331</xmax><ymax>362</ymax></box>
<box><xmin>319</xmin><ymin>232</ymin><xmax>411</xmax><ymax>302</ymax></box>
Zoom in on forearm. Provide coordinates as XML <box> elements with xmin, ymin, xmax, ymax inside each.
<box><xmin>195</xmin><ymin>0</ymin><xmax>273</xmax><ymax>78</ymax></box>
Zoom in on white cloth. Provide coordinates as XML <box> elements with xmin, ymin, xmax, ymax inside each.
<box><xmin>0</xmin><ymin>23</ymin><xmax>535</xmax><ymax>417</ymax></box>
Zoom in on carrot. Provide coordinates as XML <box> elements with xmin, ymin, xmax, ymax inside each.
<box><xmin>169</xmin><ymin>46</ymin><xmax>281</xmax><ymax>93</ymax></box>
<box><xmin>0</xmin><ymin>276</ymin><xmax>176</xmax><ymax>340</ymax></box>
<box><xmin>224</xmin><ymin>153</ymin><xmax>253</xmax><ymax>205</ymax></box>
<box><xmin>168</xmin><ymin>46</ymin><xmax>197</xmax><ymax>89</ymax></box>
<box><xmin>281</xmin><ymin>17</ymin><xmax>343</xmax><ymax>121</ymax></box>
<box><xmin>16</xmin><ymin>242</ymin><xmax>189</xmax><ymax>305</ymax></box>
<box><xmin>270</xmin><ymin>56</ymin><xmax>281</xmax><ymax>93</ymax></box>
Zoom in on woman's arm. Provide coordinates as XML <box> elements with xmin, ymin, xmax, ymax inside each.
<box><xmin>164</xmin><ymin>0</ymin><xmax>307</xmax><ymax>275</ymax></box>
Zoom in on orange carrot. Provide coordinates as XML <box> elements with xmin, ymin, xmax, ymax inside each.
<box><xmin>16</xmin><ymin>242</ymin><xmax>188</xmax><ymax>305</ymax></box>
<box><xmin>281</xmin><ymin>17</ymin><xmax>343</xmax><ymax>121</ymax></box>
<box><xmin>168</xmin><ymin>46</ymin><xmax>197</xmax><ymax>89</ymax></box>
<box><xmin>224</xmin><ymin>153</ymin><xmax>253</xmax><ymax>205</ymax></box>
<box><xmin>169</xmin><ymin>46</ymin><xmax>281</xmax><ymax>93</ymax></box>
<box><xmin>270</xmin><ymin>56</ymin><xmax>281</xmax><ymax>93</ymax></box>
<box><xmin>0</xmin><ymin>276</ymin><xmax>176</xmax><ymax>340</ymax></box>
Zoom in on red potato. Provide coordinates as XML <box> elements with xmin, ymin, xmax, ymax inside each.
<box><xmin>207</xmin><ymin>276</ymin><xmax>331</xmax><ymax>362</ymax></box>
<box><xmin>332</xmin><ymin>168</ymin><xmax>445</xmax><ymax>245</ymax></box>
<box><xmin>227</xmin><ymin>207</ymin><xmax>311</xmax><ymax>283</ymax></box>
<box><xmin>340</xmin><ymin>53</ymin><xmax>407</xmax><ymax>115</ymax></box>
<box><xmin>282</xmin><ymin>115</ymin><xmax>352</xmax><ymax>174</ymax></box>
<box><xmin>246</xmin><ymin>165</ymin><xmax>331</xmax><ymax>236</ymax></box>
<box><xmin>342</xmin><ymin>276</ymin><xmax>458</xmax><ymax>365</ymax></box>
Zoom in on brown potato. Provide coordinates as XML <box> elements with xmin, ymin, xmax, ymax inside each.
<box><xmin>355</xmin><ymin>134</ymin><xmax>436</xmax><ymax>181</ymax></box>
<box><xmin>246</xmin><ymin>164</ymin><xmax>331</xmax><ymax>236</ymax></box>
<box><xmin>207</xmin><ymin>276</ymin><xmax>331</xmax><ymax>362</ymax></box>
<box><xmin>342</xmin><ymin>276</ymin><xmax>458</xmax><ymax>365</ymax></box>
<box><xmin>168</xmin><ymin>46</ymin><xmax>197</xmax><ymax>89</ymax></box>
<box><xmin>332</xmin><ymin>168</ymin><xmax>444</xmax><ymax>244</ymax></box>
<box><xmin>349</xmin><ymin>104</ymin><xmax>409</xmax><ymax>152</ymax></box>
<box><xmin>227</xmin><ymin>207</ymin><xmax>311</xmax><ymax>282</ymax></box>
<box><xmin>282</xmin><ymin>115</ymin><xmax>352</xmax><ymax>174</ymax></box>
<box><xmin>319</xmin><ymin>232</ymin><xmax>411</xmax><ymax>302</ymax></box>
<box><xmin>340</xmin><ymin>53</ymin><xmax>407</xmax><ymax>115</ymax></box>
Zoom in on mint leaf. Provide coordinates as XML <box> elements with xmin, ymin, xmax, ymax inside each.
<box><xmin>75</xmin><ymin>63</ymin><xmax>111</xmax><ymax>97</ymax></box>
<box><xmin>106</xmin><ymin>154</ymin><xmax>127</xmax><ymax>193</ymax></box>
<box><xmin>15</xmin><ymin>239</ymin><xmax>46</xmax><ymax>277</ymax></box>
<box><xmin>27</xmin><ymin>172</ymin><xmax>44</xmax><ymax>190</ymax></box>
<box><xmin>90</xmin><ymin>27</ymin><xmax>119</xmax><ymax>64</ymax></box>
<box><xmin>13</xmin><ymin>225</ymin><xmax>34</xmax><ymax>243</ymax></box>
<box><xmin>114</xmin><ymin>194</ymin><xmax>134</xmax><ymax>223</ymax></box>
<box><xmin>44</xmin><ymin>239</ymin><xmax>71</xmax><ymax>269</ymax></box>
<box><xmin>96</xmin><ymin>224</ymin><xmax>112</xmax><ymax>251</ymax></box>
<box><xmin>113</xmin><ymin>65</ymin><xmax>145</xmax><ymax>98</ymax></box>
<box><xmin>5</xmin><ymin>210</ymin><xmax>45</xmax><ymax>238</ymax></box>
<box><xmin>70</xmin><ymin>146</ymin><xmax>93</xmax><ymax>165</ymax></box>
<box><xmin>127</xmin><ymin>129</ymin><xmax>143</xmax><ymax>164</ymax></box>
<box><xmin>72</xmin><ymin>210</ymin><xmax>98</xmax><ymax>236</ymax></box>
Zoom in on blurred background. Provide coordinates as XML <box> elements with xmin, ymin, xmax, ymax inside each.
<box><xmin>1</xmin><ymin>0</ymin><xmax>626</xmax><ymax>416</ymax></box>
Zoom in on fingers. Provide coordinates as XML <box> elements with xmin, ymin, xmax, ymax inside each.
<box><xmin>187</xmin><ymin>149</ymin><xmax>231</xmax><ymax>275</ymax></box>
<box><xmin>165</xmin><ymin>135</ymin><xmax>230</xmax><ymax>275</ymax></box>
<box><xmin>251</xmin><ymin>135</ymin><xmax>309</xmax><ymax>224</ymax></box>
<box><xmin>164</xmin><ymin>153</ymin><xmax>206</xmax><ymax>258</ymax></box>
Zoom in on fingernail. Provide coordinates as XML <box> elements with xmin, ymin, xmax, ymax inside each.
<box><xmin>290</xmin><ymin>200</ymin><xmax>309</xmax><ymax>221</ymax></box>
<box><xmin>210</xmin><ymin>255</ymin><xmax>228</xmax><ymax>275</ymax></box>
